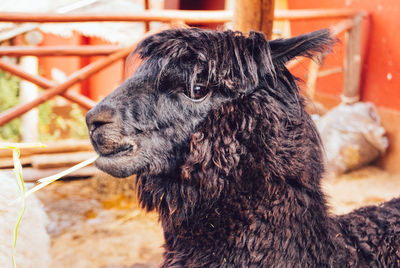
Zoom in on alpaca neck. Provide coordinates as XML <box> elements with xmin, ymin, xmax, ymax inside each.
<box><xmin>160</xmin><ymin>174</ymin><xmax>344</xmax><ymax>266</ymax></box>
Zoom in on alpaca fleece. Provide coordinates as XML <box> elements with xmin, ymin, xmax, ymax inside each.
<box><xmin>86</xmin><ymin>28</ymin><xmax>400</xmax><ymax>267</ymax></box>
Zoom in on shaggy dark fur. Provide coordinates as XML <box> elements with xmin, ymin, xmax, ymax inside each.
<box><xmin>86</xmin><ymin>28</ymin><xmax>400</xmax><ymax>267</ymax></box>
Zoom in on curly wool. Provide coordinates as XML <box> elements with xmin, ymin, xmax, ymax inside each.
<box><xmin>135</xmin><ymin>29</ymin><xmax>400</xmax><ymax>267</ymax></box>
<box><xmin>88</xmin><ymin>28</ymin><xmax>400</xmax><ymax>267</ymax></box>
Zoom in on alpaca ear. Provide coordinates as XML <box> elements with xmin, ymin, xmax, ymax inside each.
<box><xmin>269</xmin><ymin>29</ymin><xmax>335</xmax><ymax>65</ymax></box>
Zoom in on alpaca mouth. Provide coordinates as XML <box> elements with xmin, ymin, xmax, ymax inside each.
<box><xmin>94</xmin><ymin>141</ymin><xmax>140</xmax><ymax>177</ymax></box>
<box><xmin>99</xmin><ymin>143</ymin><xmax>137</xmax><ymax>158</ymax></box>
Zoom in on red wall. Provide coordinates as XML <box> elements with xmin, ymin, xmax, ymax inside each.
<box><xmin>38</xmin><ymin>33</ymin><xmax>82</xmax><ymax>93</ymax></box>
<box><xmin>85</xmin><ymin>37</ymin><xmax>124</xmax><ymax>102</ymax></box>
<box><xmin>288</xmin><ymin>0</ymin><xmax>400</xmax><ymax>111</ymax></box>
<box><xmin>37</xmin><ymin>33</ymin><xmax>124</xmax><ymax>102</ymax></box>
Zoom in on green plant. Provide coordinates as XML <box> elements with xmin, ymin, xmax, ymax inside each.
<box><xmin>0</xmin><ymin>69</ymin><xmax>89</xmax><ymax>142</ymax></box>
<box><xmin>37</xmin><ymin>99</ymin><xmax>89</xmax><ymax>142</ymax></box>
<box><xmin>0</xmin><ymin>142</ymin><xmax>98</xmax><ymax>268</ymax></box>
<box><xmin>0</xmin><ymin>70</ymin><xmax>21</xmax><ymax>141</ymax></box>
<box><xmin>69</xmin><ymin>103</ymin><xmax>89</xmax><ymax>139</ymax></box>
<box><xmin>0</xmin><ymin>142</ymin><xmax>45</xmax><ymax>268</ymax></box>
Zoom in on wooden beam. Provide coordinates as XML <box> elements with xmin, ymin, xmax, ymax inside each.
<box><xmin>0</xmin><ymin>151</ymin><xmax>98</xmax><ymax>169</ymax></box>
<box><xmin>19</xmin><ymin>56</ymin><xmax>39</xmax><ymax>142</ymax></box>
<box><xmin>0</xmin><ymin>156</ymin><xmax>31</xmax><ymax>168</ymax></box>
<box><xmin>318</xmin><ymin>67</ymin><xmax>343</xmax><ymax>78</ymax></box>
<box><xmin>0</xmin><ymin>9</ymin><xmax>366</xmax><ymax>23</ymax></box>
<box><xmin>305</xmin><ymin>58</ymin><xmax>321</xmax><ymax>100</ymax></box>
<box><xmin>0</xmin><ymin>44</ymin><xmax>135</xmax><ymax>126</ymax></box>
<box><xmin>1</xmin><ymin>166</ymin><xmax>100</xmax><ymax>182</ymax></box>
<box><xmin>0</xmin><ymin>45</ymin><xmax>121</xmax><ymax>56</ymax></box>
<box><xmin>330</xmin><ymin>18</ymin><xmax>354</xmax><ymax>36</ymax></box>
<box><xmin>342</xmin><ymin>14</ymin><xmax>363</xmax><ymax>104</ymax></box>
<box><xmin>0</xmin><ymin>60</ymin><xmax>96</xmax><ymax>109</ymax></box>
<box><xmin>0</xmin><ymin>10</ymin><xmax>233</xmax><ymax>23</ymax></box>
<box><xmin>274</xmin><ymin>9</ymin><xmax>366</xmax><ymax>21</ymax></box>
<box><xmin>0</xmin><ymin>60</ymin><xmax>55</xmax><ymax>88</ymax></box>
<box><xmin>144</xmin><ymin>0</ymin><xmax>151</xmax><ymax>32</ymax></box>
<box><xmin>263</xmin><ymin>0</ymin><xmax>275</xmax><ymax>39</ymax></box>
<box><xmin>0</xmin><ymin>26</ymin><xmax>171</xmax><ymax>126</ymax></box>
<box><xmin>287</xmin><ymin>18</ymin><xmax>356</xmax><ymax>70</ymax></box>
<box><xmin>31</xmin><ymin>151</ymin><xmax>97</xmax><ymax>169</ymax></box>
<box><xmin>233</xmin><ymin>0</ymin><xmax>276</xmax><ymax>39</ymax></box>
<box><xmin>0</xmin><ymin>139</ymin><xmax>93</xmax><ymax>158</ymax></box>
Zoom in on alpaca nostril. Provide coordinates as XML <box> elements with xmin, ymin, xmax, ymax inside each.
<box><xmin>86</xmin><ymin>105</ymin><xmax>116</xmax><ymax>137</ymax></box>
<box><xmin>89</xmin><ymin>120</ymin><xmax>111</xmax><ymax>136</ymax></box>
<box><xmin>87</xmin><ymin>117</ymin><xmax>114</xmax><ymax>137</ymax></box>
<box><xmin>93</xmin><ymin>121</ymin><xmax>105</xmax><ymax>130</ymax></box>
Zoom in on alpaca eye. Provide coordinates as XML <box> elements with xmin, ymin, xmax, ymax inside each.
<box><xmin>185</xmin><ymin>84</ymin><xmax>209</xmax><ymax>102</ymax></box>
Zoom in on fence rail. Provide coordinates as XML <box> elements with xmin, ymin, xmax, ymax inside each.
<box><xmin>0</xmin><ymin>45</ymin><xmax>121</xmax><ymax>57</ymax></box>
<box><xmin>0</xmin><ymin>9</ymin><xmax>367</xmax><ymax>127</ymax></box>
<box><xmin>0</xmin><ymin>9</ymin><xmax>365</xmax><ymax>23</ymax></box>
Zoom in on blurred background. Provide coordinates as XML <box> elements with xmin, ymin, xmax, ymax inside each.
<box><xmin>0</xmin><ymin>1</ymin><xmax>399</xmax><ymax>267</ymax></box>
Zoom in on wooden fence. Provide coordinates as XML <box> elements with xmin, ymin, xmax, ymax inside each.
<box><xmin>0</xmin><ymin>9</ymin><xmax>367</xmax><ymax>127</ymax></box>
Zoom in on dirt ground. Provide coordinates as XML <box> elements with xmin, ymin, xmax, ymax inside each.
<box><xmin>323</xmin><ymin>166</ymin><xmax>400</xmax><ymax>215</ymax></box>
<box><xmin>35</xmin><ymin>166</ymin><xmax>400</xmax><ymax>268</ymax></box>
<box><xmin>35</xmin><ymin>174</ymin><xmax>164</xmax><ymax>268</ymax></box>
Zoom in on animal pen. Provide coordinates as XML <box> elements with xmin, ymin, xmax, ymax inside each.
<box><xmin>0</xmin><ymin>8</ymin><xmax>367</xmax><ymax>179</ymax></box>
<box><xmin>1</xmin><ymin>4</ymin><xmax>400</xmax><ymax>268</ymax></box>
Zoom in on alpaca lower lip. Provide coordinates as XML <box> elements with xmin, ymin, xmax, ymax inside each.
<box><xmin>100</xmin><ymin>144</ymin><xmax>137</xmax><ymax>158</ymax></box>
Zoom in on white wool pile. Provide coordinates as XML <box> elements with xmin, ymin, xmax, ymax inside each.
<box><xmin>0</xmin><ymin>172</ymin><xmax>50</xmax><ymax>268</ymax></box>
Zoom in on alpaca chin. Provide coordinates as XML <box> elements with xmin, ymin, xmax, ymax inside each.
<box><xmin>95</xmin><ymin>146</ymin><xmax>139</xmax><ymax>178</ymax></box>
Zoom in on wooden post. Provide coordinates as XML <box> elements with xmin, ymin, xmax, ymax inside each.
<box><xmin>233</xmin><ymin>0</ymin><xmax>276</xmax><ymax>39</ymax></box>
<box><xmin>20</xmin><ymin>31</ymin><xmax>42</xmax><ymax>142</ymax></box>
<box><xmin>0</xmin><ymin>45</ymin><xmax>121</xmax><ymax>56</ymax></box>
<box><xmin>144</xmin><ymin>0</ymin><xmax>151</xmax><ymax>32</ymax></box>
<box><xmin>0</xmin><ymin>9</ymin><xmax>364</xmax><ymax>24</ymax></box>
<box><xmin>305</xmin><ymin>59</ymin><xmax>321</xmax><ymax>100</ymax></box>
<box><xmin>0</xmin><ymin>26</ymin><xmax>169</xmax><ymax>126</ymax></box>
<box><xmin>19</xmin><ymin>56</ymin><xmax>39</xmax><ymax>142</ymax></box>
<box><xmin>0</xmin><ymin>60</ymin><xmax>96</xmax><ymax>109</ymax></box>
<box><xmin>342</xmin><ymin>14</ymin><xmax>363</xmax><ymax>104</ymax></box>
<box><xmin>0</xmin><ymin>10</ymin><xmax>234</xmax><ymax>24</ymax></box>
<box><xmin>0</xmin><ymin>44</ymin><xmax>135</xmax><ymax>126</ymax></box>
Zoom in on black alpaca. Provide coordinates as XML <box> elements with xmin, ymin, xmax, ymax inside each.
<box><xmin>86</xmin><ymin>28</ymin><xmax>400</xmax><ymax>267</ymax></box>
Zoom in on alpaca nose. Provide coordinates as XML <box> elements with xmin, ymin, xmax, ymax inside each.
<box><xmin>86</xmin><ymin>105</ymin><xmax>116</xmax><ymax>136</ymax></box>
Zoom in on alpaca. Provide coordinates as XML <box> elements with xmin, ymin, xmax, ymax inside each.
<box><xmin>0</xmin><ymin>171</ymin><xmax>50</xmax><ymax>268</ymax></box>
<box><xmin>86</xmin><ymin>28</ymin><xmax>400</xmax><ymax>267</ymax></box>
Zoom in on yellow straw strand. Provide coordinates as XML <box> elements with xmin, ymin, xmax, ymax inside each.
<box><xmin>25</xmin><ymin>155</ymin><xmax>99</xmax><ymax>197</ymax></box>
<box><xmin>0</xmin><ymin>142</ymin><xmax>46</xmax><ymax>149</ymax></box>
<box><xmin>11</xmin><ymin>148</ymin><xmax>26</xmax><ymax>268</ymax></box>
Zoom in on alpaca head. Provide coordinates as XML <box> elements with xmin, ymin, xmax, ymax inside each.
<box><xmin>86</xmin><ymin>28</ymin><xmax>333</xmax><ymax>180</ymax></box>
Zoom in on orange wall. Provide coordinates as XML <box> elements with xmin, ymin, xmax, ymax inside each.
<box><xmin>38</xmin><ymin>33</ymin><xmax>82</xmax><ymax>93</ymax></box>
<box><xmin>288</xmin><ymin>0</ymin><xmax>400</xmax><ymax>111</ymax></box>
<box><xmin>36</xmin><ymin>1</ymin><xmax>400</xmax><ymax>111</ymax></box>
<box><xmin>37</xmin><ymin>33</ymin><xmax>124</xmax><ymax>102</ymax></box>
<box><xmin>86</xmin><ymin>37</ymin><xmax>124</xmax><ymax>102</ymax></box>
